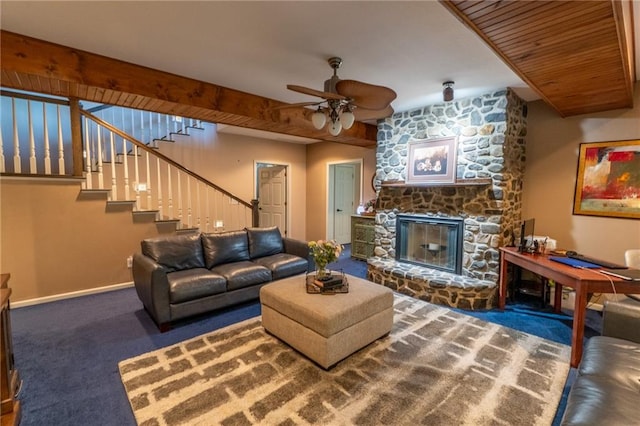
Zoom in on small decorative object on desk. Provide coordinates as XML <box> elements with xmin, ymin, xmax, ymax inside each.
<box><xmin>308</xmin><ymin>239</ymin><xmax>343</xmax><ymax>281</ymax></box>
<box><xmin>306</xmin><ymin>271</ymin><xmax>349</xmax><ymax>294</ymax></box>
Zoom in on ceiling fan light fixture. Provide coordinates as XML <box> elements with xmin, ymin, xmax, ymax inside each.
<box><xmin>443</xmin><ymin>81</ymin><xmax>455</xmax><ymax>102</ymax></box>
<box><xmin>328</xmin><ymin>119</ymin><xmax>342</xmax><ymax>136</ymax></box>
<box><xmin>341</xmin><ymin>109</ymin><xmax>355</xmax><ymax>130</ymax></box>
<box><xmin>311</xmin><ymin>108</ymin><xmax>327</xmax><ymax>129</ymax></box>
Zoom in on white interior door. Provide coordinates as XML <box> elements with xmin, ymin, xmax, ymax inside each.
<box><xmin>333</xmin><ymin>164</ymin><xmax>355</xmax><ymax>244</ymax></box>
<box><xmin>258</xmin><ymin>165</ymin><xmax>286</xmax><ymax>235</ymax></box>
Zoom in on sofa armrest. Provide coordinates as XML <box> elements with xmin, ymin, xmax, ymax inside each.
<box><xmin>602</xmin><ymin>299</ymin><xmax>640</xmax><ymax>344</ymax></box>
<box><xmin>132</xmin><ymin>253</ymin><xmax>172</xmax><ymax>326</ymax></box>
<box><xmin>283</xmin><ymin>237</ymin><xmax>313</xmax><ymax>272</ymax></box>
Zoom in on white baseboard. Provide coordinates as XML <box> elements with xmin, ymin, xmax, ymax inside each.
<box><xmin>12</xmin><ymin>281</ymin><xmax>134</xmax><ymax>309</ymax></box>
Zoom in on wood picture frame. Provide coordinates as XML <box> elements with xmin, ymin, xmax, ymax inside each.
<box><xmin>573</xmin><ymin>139</ymin><xmax>640</xmax><ymax>219</ymax></box>
<box><xmin>406</xmin><ymin>137</ymin><xmax>457</xmax><ymax>184</ymax></box>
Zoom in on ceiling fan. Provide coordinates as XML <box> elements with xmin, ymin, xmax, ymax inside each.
<box><xmin>282</xmin><ymin>57</ymin><xmax>397</xmax><ymax>136</ymax></box>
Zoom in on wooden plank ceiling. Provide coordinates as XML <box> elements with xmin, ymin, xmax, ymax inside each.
<box><xmin>441</xmin><ymin>0</ymin><xmax>635</xmax><ymax>117</ymax></box>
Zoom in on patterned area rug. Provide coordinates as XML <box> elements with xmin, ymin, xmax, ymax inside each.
<box><xmin>119</xmin><ymin>294</ymin><xmax>570</xmax><ymax>425</ymax></box>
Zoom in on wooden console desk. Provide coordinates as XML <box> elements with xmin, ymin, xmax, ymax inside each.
<box><xmin>499</xmin><ymin>247</ymin><xmax>639</xmax><ymax>368</ymax></box>
<box><xmin>1</xmin><ymin>273</ymin><xmax>20</xmax><ymax>426</ymax></box>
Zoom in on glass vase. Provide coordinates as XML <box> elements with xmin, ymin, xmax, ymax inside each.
<box><xmin>315</xmin><ymin>262</ymin><xmax>330</xmax><ymax>281</ymax></box>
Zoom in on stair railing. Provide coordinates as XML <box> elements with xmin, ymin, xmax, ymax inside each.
<box><xmin>81</xmin><ymin>110</ymin><xmax>257</xmax><ymax>231</ymax></box>
<box><xmin>1</xmin><ymin>89</ymin><xmax>259</xmax><ymax>231</ymax></box>
<box><xmin>0</xmin><ymin>90</ymin><xmax>73</xmax><ymax>176</ymax></box>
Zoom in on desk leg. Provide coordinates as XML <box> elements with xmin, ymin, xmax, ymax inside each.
<box><xmin>499</xmin><ymin>252</ymin><xmax>508</xmax><ymax>310</ymax></box>
<box><xmin>570</xmin><ymin>289</ymin><xmax>588</xmax><ymax>368</ymax></box>
<box><xmin>553</xmin><ymin>283</ymin><xmax>562</xmax><ymax>314</ymax></box>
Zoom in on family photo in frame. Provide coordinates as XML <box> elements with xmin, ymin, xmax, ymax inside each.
<box><xmin>406</xmin><ymin>137</ymin><xmax>457</xmax><ymax>184</ymax></box>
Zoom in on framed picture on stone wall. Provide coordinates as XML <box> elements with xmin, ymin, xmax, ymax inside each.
<box><xmin>406</xmin><ymin>137</ymin><xmax>457</xmax><ymax>184</ymax></box>
<box><xmin>573</xmin><ymin>139</ymin><xmax>640</xmax><ymax>219</ymax></box>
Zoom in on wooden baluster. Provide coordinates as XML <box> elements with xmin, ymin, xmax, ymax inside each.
<box><xmin>96</xmin><ymin>125</ymin><xmax>104</xmax><ymax>189</ymax></box>
<box><xmin>205</xmin><ymin>186</ymin><xmax>210</xmax><ymax>232</ymax></box>
<box><xmin>156</xmin><ymin>157</ymin><xmax>163</xmax><ymax>219</ymax></box>
<box><xmin>140</xmin><ymin>110</ymin><xmax>145</xmax><ymax>143</ymax></box>
<box><xmin>0</xmin><ymin>124</ymin><xmax>5</xmax><ymax>173</ymax></box>
<box><xmin>133</xmin><ymin>144</ymin><xmax>140</xmax><ymax>210</ymax></box>
<box><xmin>109</xmin><ymin>132</ymin><xmax>117</xmax><ymax>201</ymax></box>
<box><xmin>195</xmin><ymin>181</ymin><xmax>201</xmax><ymax>231</ymax></box>
<box><xmin>28</xmin><ymin>100</ymin><xmax>37</xmax><ymax>174</ymax></box>
<box><xmin>123</xmin><ymin>138</ymin><xmax>130</xmax><ymax>201</ymax></box>
<box><xmin>42</xmin><ymin>103</ymin><xmax>51</xmax><ymax>175</ymax></box>
<box><xmin>165</xmin><ymin>114</ymin><xmax>170</xmax><ymax>139</ymax></box>
<box><xmin>56</xmin><ymin>105</ymin><xmax>65</xmax><ymax>175</ymax></box>
<box><xmin>167</xmin><ymin>163</ymin><xmax>173</xmax><ymax>218</ymax></box>
<box><xmin>11</xmin><ymin>98</ymin><xmax>21</xmax><ymax>173</ymax></box>
<box><xmin>186</xmin><ymin>176</ymin><xmax>192</xmax><ymax>228</ymax></box>
<box><xmin>145</xmin><ymin>150</ymin><xmax>152</xmax><ymax>210</ymax></box>
<box><xmin>83</xmin><ymin>118</ymin><xmax>92</xmax><ymax>189</ymax></box>
<box><xmin>177</xmin><ymin>170</ymin><xmax>183</xmax><ymax>223</ymax></box>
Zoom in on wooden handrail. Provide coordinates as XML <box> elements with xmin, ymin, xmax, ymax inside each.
<box><xmin>0</xmin><ymin>89</ymin><xmax>69</xmax><ymax>106</ymax></box>
<box><xmin>80</xmin><ymin>109</ymin><xmax>253</xmax><ymax>209</ymax></box>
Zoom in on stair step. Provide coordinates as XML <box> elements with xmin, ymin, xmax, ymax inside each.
<box><xmin>155</xmin><ymin>218</ymin><xmax>180</xmax><ymax>224</ymax></box>
<box><xmin>176</xmin><ymin>227</ymin><xmax>199</xmax><ymax>234</ymax></box>
<box><xmin>133</xmin><ymin>209</ymin><xmax>159</xmax><ymax>215</ymax></box>
<box><xmin>107</xmin><ymin>200</ymin><xmax>136</xmax><ymax>205</ymax></box>
<box><xmin>153</xmin><ymin>138</ymin><xmax>175</xmax><ymax>144</ymax></box>
<box><xmin>170</xmin><ymin>131</ymin><xmax>190</xmax><ymax>137</ymax></box>
<box><xmin>186</xmin><ymin>125</ymin><xmax>205</xmax><ymax>131</ymax></box>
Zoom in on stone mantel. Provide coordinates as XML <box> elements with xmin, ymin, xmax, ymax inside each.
<box><xmin>381</xmin><ymin>178</ymin><xmax>492</xmax><ymax>188</ymax></box>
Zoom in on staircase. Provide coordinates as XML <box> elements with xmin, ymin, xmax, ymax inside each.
<box><xmin>0</xmin><ymin>90</ymin><xmax>257</xmax><ymax>233</ymax></box>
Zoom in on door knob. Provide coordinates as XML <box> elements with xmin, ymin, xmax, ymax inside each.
<box><xmin>337</xmin><ymin>209</ymin><xmax>343</xmax><ymax>212</ymax></box>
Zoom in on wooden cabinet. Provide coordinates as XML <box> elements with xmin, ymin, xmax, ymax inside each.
<box><xmin>351</xmin><ymin>215</ymin><xmax>375</xmax><ymax>260</ymax></box>
<box><xmin>1</xmin><ymin>274</ymin><xmax>20</xmax><ymax>426</ymax></box>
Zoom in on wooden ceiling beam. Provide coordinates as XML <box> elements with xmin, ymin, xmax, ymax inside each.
<box><xmin>0</xmin><ymin>30</ymin><xmax>377</xmax><ymax>147</ymax></box>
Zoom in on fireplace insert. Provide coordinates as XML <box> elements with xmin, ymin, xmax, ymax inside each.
<box><xmin>396</xmin><ymin>214</ymin><xmax>464</xmax><ymax>274</ymax></box>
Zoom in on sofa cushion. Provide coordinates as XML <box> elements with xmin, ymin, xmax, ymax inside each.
<box><xmin>253</xmin><ymin>253</ymin><xmax>308</xmax><ymax>280</ymax></box>
<box><xmin>246</xmin><ymin>226</ymin><xmax>283</xmax><ymax>259</ymax></box>
<box><xmin>201</xmin><ymin>231</ymin><xmax>250</xmax><ymax>269</ymax></box>
<box><xmin>577</xmin><ymin>336</ymin><xmax>640</xmax><ymax>391</ymax></box>
<box><xmin>167</xmin><ymin>268</ymin><xmax>226</xmax><ymax>304</ymax></box>
<box><xmin>211</xmin><ymin>261</ymin><xmax>271</xmax><ymax>291</ymax></box>
<box><xmin>141</xmin><ymin>234</ymin><xmax>205</xmax><ymax>271</ymax></box>
<box><xmin>561</xmin><ymin>375</ymin><xmax>640</xmax><ymax>425</ymax></box>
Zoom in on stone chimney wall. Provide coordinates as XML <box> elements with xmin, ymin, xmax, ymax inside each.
<box><xmin>373</xmin><ymin>89</ymin><xmax>527</xmax><ymax>283</ymax></box>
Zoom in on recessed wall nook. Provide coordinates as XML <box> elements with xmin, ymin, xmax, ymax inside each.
<box><xmin>367</xmin><ymin>89</ymin><xmax>527</xmax><ymax>310</ymax></box>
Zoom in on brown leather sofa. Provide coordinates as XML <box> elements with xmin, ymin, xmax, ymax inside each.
<box><xmin>561</xmin><ymin>298</ymin><xmax>640</xmax><ymax>425</ymax></box>
<box><xmin>133</xmin><ymin>227</ymin><xmax>312</xmax><ymax>331</ymax></box>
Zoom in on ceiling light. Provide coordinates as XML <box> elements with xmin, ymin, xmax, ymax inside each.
<box><xmin>311</xmin><ymin>108</ymin><xmax>327</xmax><ymax>129</ymax></box>
<box><xmin>443</xmin><ymin>81</ymin><xmax>455</xmax><ymax>102</ymax></box>
<box><xmin>341</xmin><ymin>106</ymin><xmax>355</xmax><ymax>130</ymax></box>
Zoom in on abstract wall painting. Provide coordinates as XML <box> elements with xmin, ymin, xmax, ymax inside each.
<box><xmin>573</xmin><ymin>139</ymin><xmax>640</xmax><ymax>219</ymax></box>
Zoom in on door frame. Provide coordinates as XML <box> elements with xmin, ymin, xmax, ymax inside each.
<box><xmin>254</xmin><ymin>160</ymin><xmax>290</xmax><ymax>236</ymax></box>
<box><xmin>326</xmin><ymin>159</ymin><xmax>363</xmax><ymax>240</ymax></box>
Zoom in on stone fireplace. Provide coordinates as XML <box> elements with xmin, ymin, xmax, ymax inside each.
<box><xmin>367</xmin><ymin>89</ymin><xmax>527</xmax><ymax>310</ymax></box>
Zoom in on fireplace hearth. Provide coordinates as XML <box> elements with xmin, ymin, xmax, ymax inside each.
<box><xmin>396</xmin><ymin>214</ymin><xmax>463</xmax><ymax>275</ymax></box>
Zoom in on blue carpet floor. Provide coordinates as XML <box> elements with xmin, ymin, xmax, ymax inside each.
<box><xmin>9</xmin><ymin>245</ymin><xmax>599</xmax><ymax>425</ymax></box>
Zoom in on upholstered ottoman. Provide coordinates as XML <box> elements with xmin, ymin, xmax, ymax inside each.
<box><xmin>260</xmin><ymin>274</ymin><xmax>394</xmax><ymax>369</ymax></box>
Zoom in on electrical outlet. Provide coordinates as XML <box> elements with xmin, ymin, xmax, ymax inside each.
<box><xmin>127</xmin><ymin>256</ymin><xmax>133</xmax><ymax>268</ymax></box>
<box><xmin>215</xmin><ymin>220</ymin><xmax>224</xmax><ymax>228</ymax></box>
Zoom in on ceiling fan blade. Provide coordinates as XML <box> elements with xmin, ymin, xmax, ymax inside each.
<box><xmin>353</xmin><ymin>105</ymin><xmax>395</xmax><ymax>121</ymax></box>
<box><xmin>287</xmin><ymin>84</ymin><xmax>346</xmax><ymax>101</ymax></box>
<box><xmin>336</xmin><ymin>80</ymin><xmax>397</xmax><ymax>110</ymax></box>
<box><xmin>269</xmin><ymin>101</ymin><xmax>323</xmax><ymax>110</ymax></box>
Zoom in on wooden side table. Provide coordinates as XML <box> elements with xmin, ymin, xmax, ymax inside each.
<box><xmin>1</xmin><ymin>273</ymin><xmax>21</xmax><ymax>426</ymax></box>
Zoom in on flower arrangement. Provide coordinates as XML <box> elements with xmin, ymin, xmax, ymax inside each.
<box><xmin>308</xmin><ymin>239</ymin><xmax>343</xmax><ymax>279</ymax></box>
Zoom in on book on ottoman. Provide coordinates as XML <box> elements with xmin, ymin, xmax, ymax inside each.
<box><xmin>314</xmin><ymin>275</ymin><xmax>343</xmax><ymax>289</ymax></box>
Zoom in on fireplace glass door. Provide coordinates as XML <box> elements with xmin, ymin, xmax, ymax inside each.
<box><xmin>396</xmin><ymin>215</ymin><xmax>463</xmax><ymax>274</ymax></box>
